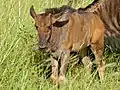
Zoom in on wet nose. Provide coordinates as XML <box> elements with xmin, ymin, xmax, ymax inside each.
<box><xmin>39</xmin><ymin>45</ymin><xmax>46</xmax><ymax>49</ymax></box>
<box><xmin>39</xmin><ymin>41</ymin><xmax>48</xmax><ymax>49</ymax></box>
<box><xmin>39</xmin><ymin>38</ymin><xmax>48</xmax><ymax>49</ymax></box>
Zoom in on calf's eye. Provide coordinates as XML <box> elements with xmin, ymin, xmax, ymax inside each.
<box><xmin>48</xmin><ymin>26</ymin><xmax>52</xmax><ymax>30</ymax></box>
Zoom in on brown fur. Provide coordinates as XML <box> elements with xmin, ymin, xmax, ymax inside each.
<box><xmin>30</xmin><ymin>6</ymin><xmax>105</xmax><ymax>84</ymax></box>
<box><xmin>59</xmin><ymin>12</ymin><xmax>105</xmax><ymax>82</ymax></box>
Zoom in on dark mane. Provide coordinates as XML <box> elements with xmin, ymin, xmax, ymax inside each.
<box><xmin>45</xmin><ymin>5</ymin><xmax>76</xmax><ymax>14</ymax></box>
<box><xmin>78</xmin><ymin>0</ymin><xmax>102</xmax><ymax>12</ymax></box>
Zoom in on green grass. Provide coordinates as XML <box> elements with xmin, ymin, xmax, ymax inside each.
<box><xmin>0</xmin><ymin>0</ymin><xmax>120</xmax><ymax>90</ymax></box>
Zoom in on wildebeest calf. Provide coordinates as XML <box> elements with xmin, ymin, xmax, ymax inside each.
<box><xmin>30</xmin><ymin>5</ymin><xmax>105</xmax><ymax>84</ymax></box>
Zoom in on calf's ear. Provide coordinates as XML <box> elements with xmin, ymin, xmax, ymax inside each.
<box><xmin>30</xmin><ymin>5</ymin><xmax>37</xmax><ymax>19</ymax></box>
<box><xmin>51</xmin><ymin>11</ymin><xmax>69</xmax><ymax>24</ymax></box>
<box><xmin>51</xmin><ymin>12</ymin><xmax>63</xmax><ymax>24</ymax></box>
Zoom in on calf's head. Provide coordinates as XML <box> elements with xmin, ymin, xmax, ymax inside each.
<box><xmin>30</xmin><ymin>6</ymin><xmax>69</xmax><ymax>50</ymax></box>
<box><xmin>30</xmin><ymin>6</ymin><xmax>53</xmax><ymax>49</ymax></box>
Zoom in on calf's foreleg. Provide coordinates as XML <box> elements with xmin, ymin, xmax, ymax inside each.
<box><xmin>50</xmin><ymin>57</ymin><xmax>58</xmax><ymax>84</ymax></box>
<box><xmin>59</xmin><ymin>50</ymin><xmax>70</xmax><ymax>84</ymax></box>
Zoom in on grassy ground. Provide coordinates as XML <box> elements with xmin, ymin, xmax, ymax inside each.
<box><xmin>0</xmin><ymin>0</ymin><xmax>120</xmax><ymax>90</ymax></box>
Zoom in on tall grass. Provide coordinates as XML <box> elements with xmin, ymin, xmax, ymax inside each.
<box><xmin>0</xmin><ymin>0</ymin><xmax>120</xmax><ymax>90</ymax></box>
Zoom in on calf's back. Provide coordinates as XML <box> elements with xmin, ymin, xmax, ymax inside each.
<box><xmin>62</xmin><ymin>12</ymin><xmax>104</xmax><ymax>51</ymax></box>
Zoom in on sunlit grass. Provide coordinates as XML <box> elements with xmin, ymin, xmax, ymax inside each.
<box><xmin>0</xmin><ymin>0</ymin><xmax>120</xmax><ymax>90</ymax></box>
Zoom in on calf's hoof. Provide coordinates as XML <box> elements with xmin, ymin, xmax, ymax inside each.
<box><xmin>99</xmin><ymin>66</ymin><xmax>105</xmax><ymax>82</ymax></box>
<box><xmin>50</xmin><ymin>74</ymin><xmax>58</xmax><ymax>85</ymax></box>
<box><xmin>58</xmin><ymin>75</ymin><xmax>67</xmax><ymax>84</ymax></box>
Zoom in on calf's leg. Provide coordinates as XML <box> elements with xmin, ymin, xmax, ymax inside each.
<box><xmin>50</xmin><ymin>57</ymin><xmax>58</xmax><ymax>84</ymax></box>
<box><xmin>91</xmin><ymin>43</ymin><xmax>105</xmax><ymax>81</ymax></box>
<box><xmin>91</xmin><ymin>28</ymin><xmax>105</xmax><ymax>81</ymax></box>
<box><xmin>59</xmin><ymin>50</ymin><xmax>70</xmax><ymax>84</ymax></box>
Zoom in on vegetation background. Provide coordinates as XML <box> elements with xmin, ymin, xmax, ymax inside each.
<box><xmin>0</xmin><ymin>0</ymin><xmax>120</xmax><ymax>90</ymax></box>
